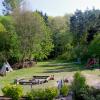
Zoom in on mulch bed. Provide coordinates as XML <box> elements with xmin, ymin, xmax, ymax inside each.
<box><xmin>0</xmin><ymin>96</ymin><xmax>27</xmax><ymax>100</ymax></box>
<box><xmin>0</xmin><ymin>95</ymin><xmax>73</xmax><ymax>100</ymax></box>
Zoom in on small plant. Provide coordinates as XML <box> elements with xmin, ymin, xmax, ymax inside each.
<box><xmin>60</xmin><ymin>84</ymin><xmax>69</xmax><ymax>96</ymax></box>
<box><xmin>2</xmin><ymin>84</ymin><xmax>23</xmax><ymax>100</ymax></box>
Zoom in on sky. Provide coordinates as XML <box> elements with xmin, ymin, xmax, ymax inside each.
<box><xmin>0</xmin><ymin>0</ymin><xmax>100</xmax><ymax>16</ymax></box>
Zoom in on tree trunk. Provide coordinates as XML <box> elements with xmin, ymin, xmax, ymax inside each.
<box><xmin>22</xmin><ymin>54</ymin><xmax>25</xmax><ymax>68</ymax></box>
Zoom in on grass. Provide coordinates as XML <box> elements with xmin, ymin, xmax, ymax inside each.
<box><xmin>0</xmin><ymin>60</ymin><xmax>100</xmax><ymax>95</ymax></box>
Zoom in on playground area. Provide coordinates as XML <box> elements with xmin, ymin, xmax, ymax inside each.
<box><xmin>0</xmin><ymin>60</ymin><xmax>100</xmax><ymax>96</ymax></box>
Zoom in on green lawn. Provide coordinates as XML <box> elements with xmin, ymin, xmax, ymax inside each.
<box><xmin>0</xmin><ymin>60</ymin><xmax>100</xmax><ymax>95</ymax></box>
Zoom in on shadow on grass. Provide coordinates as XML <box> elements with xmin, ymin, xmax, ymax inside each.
<box><xmin>38</xmin><ymin>60</ymin><xmax>98</xmax><ymax>73</ymax></box>
<box><xmin>40</xmin><ymin>63</ymin><xmax>86</xmax><ymax>73</ymax></box>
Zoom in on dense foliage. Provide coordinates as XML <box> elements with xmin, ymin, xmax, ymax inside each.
<box><xmin>0</xmin><ymin>1</ymin><xmax>54</xmax><ymax>67</ymax></box>
<box><xmin>12</xmin><ymin>9</ymin><xmax>53</xmax><ymax>62</ymax></box>
<box><xmin>2</xmin><ymin>84</ymin><xmax>23</xmax><ymax>100</ymax></box>
<box><xmin>0</xmin><ymin>0</ymin><xmax>100</xmax><ymax>67</ymax></box>
<box><xmin>2</xmin><ymin>0</ymin><xmax>22</xmax><ymax>15</ymax></box>
<box><xmin>27</xmin><ymin>87</ymin><xmax>59</xmax><ymax>100</ymax></box>
<box><xmin>88</xmin><ymin>34</ymin><xmax>100</xmax><ymax>58</ymax></box>
<box><xmin>71</xmin><ymin>72</ymin><xmax>87</xmax><ymax>97</ymax></box>
<box><xmin>70</xmin><ymin>9</ymin><xmax>100</xmax><ymax>44</ymax></box>
<box><xmin>71</xmin><ymin>72</ymin><xmax>100</xmax><ymax>100</ymax></box>
<box><xmin>70</xmin><ymin>9</ymin><xmax>100</xmax><ymax>61</ymax></box>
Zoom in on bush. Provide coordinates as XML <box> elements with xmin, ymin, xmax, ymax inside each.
<box><xmin>27</xmin><ymin>87</ymin><xmax>59</xmax><ymax>100</ymax></box>
<box><xmin>75</xmin><ymin>86</ymin><xmax>92</xmax><ymax>100</ymax></box>
<box><xmin>72</xmin><ymin>72</ymin><xmax>86</xmax><ymax>93</ymax></box>
<box><xmin>71</xmin><ymin>72</ymin><xmax>87</xmax><ymax>100</ymax></box>
<box><xmin>45</xmin><ymin>87</ymin><xmax>59</xmax><ymax>100</ymax></box>
<box><xmin>71</xmin><ymin>73</ymin><xmax>100</xmax><ymax>100</ymax></box>
<box><xmin>80</xmin><ymin>86</ymin><xmax>100</xmax><ymax>100</ymax></box>
<box><xmin>2</xmin><ymin>84</ymin><xmax>23</xmax><ymax>100</ymax></box>
<box><xmin>60</xmin><ymin>84</ymin><xmax>69</xmax><ymax>96</ymax></box>
<box><xmin>96</xmin><ymin>95</ymin><xmax>100</xmax><ymax>100</ymax></box>
<box><xmin>27</xmin><ymin>89</ymin><xmax>45</xmax><ymax>100</ymax></box>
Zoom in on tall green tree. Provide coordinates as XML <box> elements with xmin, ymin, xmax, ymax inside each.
<box><xmin>70</xmin><ymin>9</ymin><xmax>100</xmax><ymax>60</ymax></box>
<box><xmin>48</xmin><ymin>15</ymin><xmax>73</xmax><ymax>59</ymax></box>
<box><xmin>36</xmin><ymin>11</ymin><xmax>49</xmax><ymax>26</ymax></box>
<box><xmin>0</xmin><ymin>16</ymin><xmax>20</xmax><ymax>64</ymax></box>
<box><xmin>70</xmin><ymin>10</ymin><xmax>86</xmax><ymax>45</ymax></box>
<box><xmin>70</xmin><ymin>9</ymin><xmax>100</xmax><ymax>44</ymax></box>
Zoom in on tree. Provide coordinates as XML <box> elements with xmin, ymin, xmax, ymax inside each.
<box><xmin>12</xmin><ymin>7</ymin><xmax>53</xmax><ymax>64</ymax></box>
<box><xmin>88</xmin><ymin>34</ymin><xmax>100</xmax><ymax>58</ymax></box>
<box><xmin>0</xmin><ymin>32</ymin><xmax>9</xmax><ymax>60</ymax></box>
<box><xmin>70</xmin><ymin>10</ymin><xmax>86</xmax><ymax>45</ymax></box>
<box><xmin>0</xmin><ymin>16</ymin><xmax>16</xmax><ymax>33</ymax></box>
<box><xmin>70</xmin><ymin>9</ymin><xmax>100</xmax><ymax>45</ymax></box>
<box><xmin>0</xmin><ymin>32</ymin><xmax>18</xmax><ymax>64</ymax></box>
<box><xmin>0</xmin><ymin>23</ymin><xmax>7</xmax><ymax>65</ymax></box>
<box><xmin>36</xmin><ymin>11</ymin><xmax>49</xmax><ymax>26</ymax></box>
<box><xmin>2</xmin><ymin>0</ymin><xmax>22</xmax><ymax>15</ymax></box>
<box><xmin>0</xmin><ymin>16</ymin><xmax>21</xmax><ymax>64</ymax></box>
<box><xmin>70</xmin><ymin>9</ymin><xmax>100</xmax><ymax>60</ymax></box>
<box><xmin>0</xmin><ymin>23</ymin><xmax>6</xmax><ymax>32</ymax></box>
<box><xmin>27</xmin><ymin>12</ymin><xmax>53</xmax><ymax>60</ymax></box>
<box><xmin>48</xmin><ymin>15</ymin><xmax>73</xmax><ymax>60</ymax></box>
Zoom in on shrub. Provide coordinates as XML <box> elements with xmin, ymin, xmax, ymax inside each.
<box><xmin>71</xmin><ymin>74</ymin><xmax>100</xmax><ymax>100</ymax></box>
<box><xmin>35</xmin><ymin>89</ymin><xmax>46</xmax><ymax>100</ymax></box>
<box><xmin>76</xmin><ymin>86</ymin><xmax>92</xmax><ymax>100</ymax></box>
<box><xmin>71</xmin><ymin>72</ymin><xmax>87</xmax><ymax>100</ymax></box>
<box><xmin>60</xmin><ymin>84</ymin><xmax>69</xmax><ymax>96</ymax></box>
<box><xmin>71</xmin><ymin>72</ymin><xmax>86</xmax><ymax>93</ymax></box>
<box><xmin>80</xmin><ymin>86</ymin><xmax>100</xmax><ymax>100</ymax></box>
<box><xmin>81</xmin><ymin>94</ymin><xmax>96</xmax><ymax>100</ymax></box>
<box><xmin>27</xmin><ymin>87</ymin><xmax>59</xmax><ymax>100</ymax></box>
<box><xmin>27</xmin><ymin>92</ymin><xmax>33</xmax><ymax>100</ymax></box>
<box><xmin>2</xmin><ymin>84</ymin><xmax>23</xmax><ymax>100</ymax></box>
<box><xmin>45</xmin><ymin>87</ymin><xmax>59</xmax><ymax>100</ymax></box>
<box><xmin>96</xmin><ymin>95</ymin><xmax>100</xmax><ymax>100</ymax></box>
<box><xmin>27</xmin><ymin>89</ymin><xmax>45</xmax><ymax>100</ymax></box>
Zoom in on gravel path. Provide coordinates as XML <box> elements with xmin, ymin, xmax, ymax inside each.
<box><xmin>84</xmin><ymin>73</ymin><xmax>100</xmax><ymax>88</ymax></box>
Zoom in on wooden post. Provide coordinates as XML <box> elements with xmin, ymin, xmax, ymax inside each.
<box><xmin>30</xmin><ymin>81</ymin><xmax>33</xmax><ymax>89</ymax></box>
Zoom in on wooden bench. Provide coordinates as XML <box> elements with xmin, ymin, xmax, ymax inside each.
<box><xmin>33</xmin><ymin>76</ymin><xmax>49</xmax><ymax>79</ymax></box>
